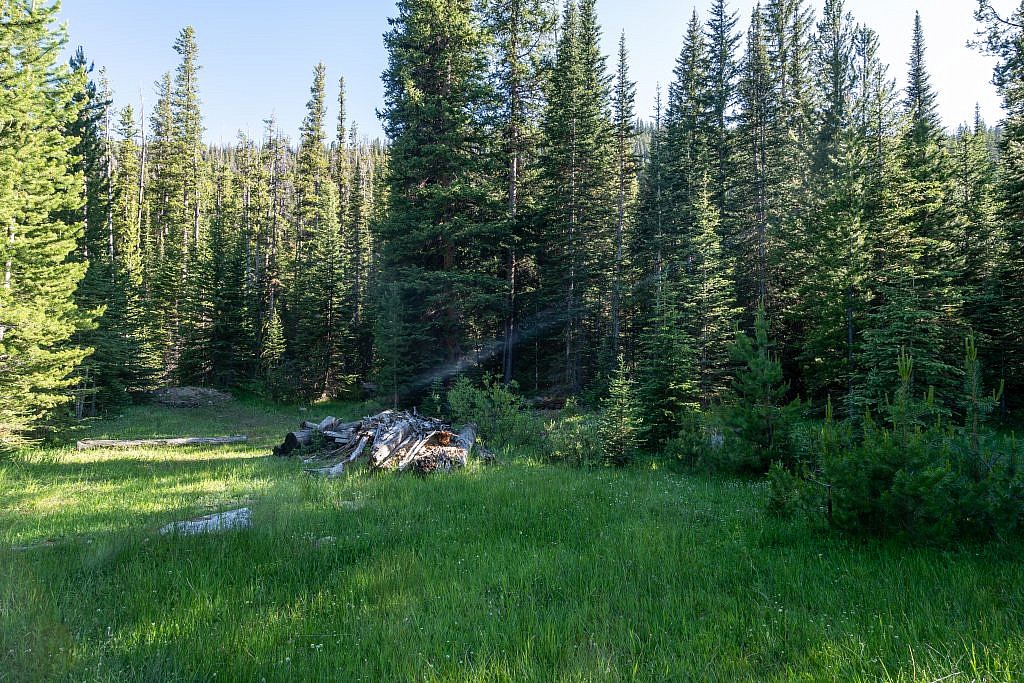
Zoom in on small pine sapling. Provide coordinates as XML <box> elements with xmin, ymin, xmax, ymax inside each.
<box><xmin>720</xmin><ymin>305</ymin><xmax>799</xmax><ymax>472</ymax></box>
<box><xmin>600</xmin><ymin>355</ymin><xmax>644</xmax><ymax>467</ymax></box>
<box><xmin>962</xmin><ymin>333</ymin><xmax>1004</xmax><ymax>455</ymax></box>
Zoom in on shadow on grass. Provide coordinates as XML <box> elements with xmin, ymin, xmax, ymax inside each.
<box><xmin>4</xmin><ymin>455</ymin><xmax>1024</xmax><ymax>681</ymax></box>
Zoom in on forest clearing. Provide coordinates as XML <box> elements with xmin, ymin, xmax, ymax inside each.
<box><xmin>2</xmin><ymin>399</ymin><xmax>1023</xmax><ymax>681</ymax></box>
<box><xmin>5</xmin><ymin>0</ymin><xmax>1024</xmax><ymax>678</ymax></box>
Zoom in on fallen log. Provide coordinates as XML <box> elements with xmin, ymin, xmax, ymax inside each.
<box><xmin>455</xmin><ymin>423</ymin><xmax>477</xmax><ymax>454</ymax></box>
<box><xmin>159</xmin><ymin>508</ymin><xmax>252</xmax><ymax>535</ymax></box>
<box><xmin>307</xmin><ymin>461</ymin><xmax>347</xmax><ymax>478</ymax></box>
<box><xmin>77</xmin><ymin>436</ymin><xmax>248</xmax><ymax>451</ymax></box>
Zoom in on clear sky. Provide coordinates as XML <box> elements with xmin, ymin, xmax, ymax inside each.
<box><xmin>56</xmin><ymin>0</ymin><xmax>1013</xmax><ymax>145</ymax></box>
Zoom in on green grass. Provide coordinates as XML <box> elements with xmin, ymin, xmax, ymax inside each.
<box><xmin>2</xmin><ymin>400</ymin><xmax>1023</xmax><ymax>681</ymax></box>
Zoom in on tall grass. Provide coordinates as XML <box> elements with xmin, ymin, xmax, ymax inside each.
<box><xmin>1</xmin><ymin>401</ymin><xmax>1022</xmax><ymax>681</ymax></box>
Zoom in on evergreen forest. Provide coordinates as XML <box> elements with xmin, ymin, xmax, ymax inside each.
<box><xmin>10</xmin><ymin>1</ymin><xmax>1024</xmax><ymax>678</ymax></box>
<box><xmin>5</xmin><ymin>0</ymin><xmax>1024</xmax><ymax>535</ymax></box>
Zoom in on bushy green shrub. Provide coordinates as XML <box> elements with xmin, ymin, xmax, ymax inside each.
<box><xmin>664</xmin><ymin>410</ymin><xmax>714</xmax><ymax>467</ymax></box>
<box><xmin>767</xmin><ymin>461</ymin><xmax>821</xmax><ymax>519</ymax></box>
<box><xmin>420</xmin><ymin>378</ymin><xmax>446</xmax><ymax>418</ymax></box>
<box><xmin>784</xmin><ymin>343</ymin><xmax>1024</xmax><ymax>542</ymax></box>
<box><xmin>544</xmin><ymin>399</ymin><xmax>603</xmax><ymax>467</ymax></box>
<box><xmin>446</xmin><ymin>376</ymin><xmax>542</xmax><ymax>451</ymax></box>
<box><xmin>823</xmin><ymin>418</ymin><xmax>1024</xmax><ymax>540</ymax></box>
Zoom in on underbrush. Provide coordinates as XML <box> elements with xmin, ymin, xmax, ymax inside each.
<box><xmin>438</xmin><ymin>315</ymin><xmax>1024</xmax><ymax>546</ymax></box>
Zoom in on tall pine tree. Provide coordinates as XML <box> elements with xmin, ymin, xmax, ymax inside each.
<box><xmin>377</xmin><ymin>0</ymin><xmax>503</xmax><ymax>401</ymax></box>
<box><xmin>975</xmin><ymin>0</ymin><xmax>1024</xmax><ymax>410</ymax></box>
<box><xmin>537</xmin><ymin>0</ymin><xmax>617</xmax><ymax>393</ymax></box>
<box><xmin>0</xmin><ymin>1</ymin><xmax>95</xmax><ymax>445</ymax></box>
<box><xmin>292</xmin><ymin>64</ymin><xmax>346</xmax><ymax>399</ymax></box>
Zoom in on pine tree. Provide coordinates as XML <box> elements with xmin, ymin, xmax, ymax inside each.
<box><xmin>482</xmin><ymin>0</ymin><xmax>556</xmax><ymax>384</ymax></box>
<box><xmin>347</xmin><ymin>146</ymin><xmax>377</xmax><ymax>377</ymax></box>
<box><xmin>732</xmin><ymin>0</ymin><xmax>815</xmax><ymax>355</ymax></box>
<box><xmin>205</xmin><ymin>159</ymin><xmax>253</xmax><ymax>388</ymax></box>
<box><xmin>110</xmin><ymin>105</ymin><xmax>161</xmax><ymax>393</ymax></box>
<box><xmin>686</xmin><ymin>176</ymin><xmax>740</xmax><ymax>406</ymax></box>
<box><xmin>292</xmin><ymin>64</ymin><xmax>346</xmax><ymax>399</ymax></box>
<box><xmin>889</xmin><ymin>13</ymin><xmax>962</xmax><ymax>404</ymax></box>
<box><xmin>704</xmin><ymin>0</ymin><xmax>741</xmax><ymax>215</ymax></box>
<box><xmin>0</xmin><ymin>1</ymin><xmax>95</xmax><ymax>445</ymax></box>
<box><xmin>374</xmin><ymin>282</ymin><xmax>407</xmax><ymax>409</ymax></box>
<box><xmin>257</xmin><ymin>116</ymin><xmax>292</xmax><ymax>385</ymax></box>
<box><xmin>633</xmin><ymin>87</ymin><xmax>669</xmax><ymax>313</ymax></box>
<box><xmin>145</xmin><ymin>71</ymin><xmax>177</xmax><ymax>379</ymax></box>
<box><xmin>232</xmin><ymin>131</ymin><xmax>271</xmax><ymax>388</ymax></box>
<box><xmin>733</xmin><ymin>7</ymin><xmax>773</xmax><ymax>317</ymax></box>
<box><xmin>632</xmin><ymin>87</ymin><xmax>675</xmax><ymax>383</ymax></box>
<box><xmin>974</xmin><ymin>0</ymin><xmax>1024</xmax><ymax>411</ymax></box>
<box><xmin>758</xmin><ymin>0</ymin><xmax>815</xmax><ymax>370</ymax></box>
<box><xmin>723</xmin><ymin>305</ymin><xmax>796</xmax><ymax>472</ymax></box>
<box><xmin>145</xmin><ymin>27</ymin><xmax>208</xmax><ymax>382</ymax></box>
<box><xmin>536</xmin><ymin>0</ymin><xmax>615</xmax><ymax>393</ymax></box>
<box><xmin>599</xmin><ymin>355</ymin><xmax>643</xmax><ymax>466</ymax></box>
<box><xmin>951</xmin><ymin>111</ymin><xmax>1004</xmax><ymax>392</ymax></box>
<box><xmin>172</xmin><ymin>27</ymin><xmax>206</xmax><ymax>266</ymax></box>
<box><xmin>66</xmin><ymin>49</ymin><xmax>118</xmax><ymax>415</ymax></box>
<box><xmin>334</xmin><ymin>75</ymin><xmax>352</xmax><ymax>220</ymax></box>
<box><xmin>611</xmin><ymin>32</ymin><xmax>637</xmax><ymax>357</ymax></box>
<box><xmin>637</xmin><ymin>279</ymin><xmax>697</xmax><ymax>446</ymax></box>
<box><xmin>651</xmin><ymin>12</ymin><xmax>740</xmax><ymax>408</ymax></box>
<box><xmin>377</xmin><ymin>0</ymin><xmax>502</xmax><ymax>402</ymax></box>
<box><xmin>172</xmin><ymin>26</ymin><xmax>211</xmax><ymax>383</ymax></box>
<box><xmin>333</xmin><ymin>76</ymin><xmax>359</xmax><ymax>377</ymax></box>
<box><xmin>663</xmin><ymin>10</ymin><xmax>712</xmax><ymax>244</ymax></box>
<box><xmin>851</xmin><ymin>24</ymin><xmax>917</xmax><ymax>412</ymax></box>
<box><xmin>260</xmin><ymin>305</ymin><xmax>287</xmax><ymax>398</ymax></box>
<box><xmin>797</xmin><ymin>0</ymin><xmax>869</xmax><ymax>412</ymax></box>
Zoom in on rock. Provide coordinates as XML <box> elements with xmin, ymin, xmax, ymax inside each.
<box><xmin>314</xmin><ymin>536</ymin><xmax>337</xmax><ymax>548</ymax></box>
<box><xmin>159</xmin><ymin>508</ymin><xmax>252</xmax><ymax>535</ymax></box>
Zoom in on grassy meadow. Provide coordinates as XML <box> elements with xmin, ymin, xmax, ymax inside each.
<box><xmin>1</xmin><ymin>399</ymin><xmax>1023</xmax><ymax>681</ymax></box>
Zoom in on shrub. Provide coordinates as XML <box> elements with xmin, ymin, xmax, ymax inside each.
<box><xmin>664</xmin><ymin>410</ymin><xmax>714</xmax><ymax>467</ymax></box>
<box><xmin>823</xmin><ymin>417</ymin><xmax>1024</xmax><ymax>541</ymax></box>
<box><xmin>767</xmin><ymin>461</ymin><xmax>819</xmax><ymax>518</ymax></box>
<box><xmin>447</xmin><ymin>376</ymin><xmax>542</xmax><ymax>451</ymax></box>
<box><xmin>790</xmin><ymin>344</ymin><xmax>1024</xmax><ymax>542</ymax></box>
<box><xmin>420</xmin><ymin>378</ymin><xmax>446</xmax><ymax>418</ymax></box>
<box><xmin>545</xmin><ymin>399</ymin><xmax>603</xmax><ymax>467</ymax></box>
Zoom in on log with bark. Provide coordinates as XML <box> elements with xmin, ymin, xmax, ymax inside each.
<box><xmin>274</xmin><ymin>410</ymin><xmax>494</xmax><ymax>477</ymax></box>
<box><xmin>77</xmin><ymin>436</ymin><xmax>248</xmax><ymax>450</ymax></box>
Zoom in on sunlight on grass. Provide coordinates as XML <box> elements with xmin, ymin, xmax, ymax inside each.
<box><xmin>2</xmin><ymin>401</ymin><xmax>1024</xmax><ymax>681</ymax></box>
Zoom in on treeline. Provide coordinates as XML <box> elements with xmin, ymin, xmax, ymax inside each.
<box><xmin>67</xmin><ymin>35</ymin><xmax>388</xmax><ymax>412</ymax></box>
<box><xmin>2</xmin><ymin>0</ymin><xmax>1024</xmax><ymax>446</ymax></box>
<box><xmin>377</xmin><ymin>0</ymin><xmax>1024</xmax><ymax>445</ymax></box>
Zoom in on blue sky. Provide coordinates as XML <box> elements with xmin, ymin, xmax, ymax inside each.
<box><xmin>57</xmin><ymin>0</ymin><xmax>1012</xmax><ymax>145</ymax></box>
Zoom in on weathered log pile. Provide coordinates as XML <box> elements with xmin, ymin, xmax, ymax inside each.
<box><xmin>273</xmin><ymin>410</ymin><xmax>492</xmax><ymax>477</ymax></box>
